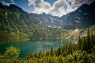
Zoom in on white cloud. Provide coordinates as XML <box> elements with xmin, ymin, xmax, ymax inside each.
<box><xmin>1</xmin><ymin>0</ymin><xmax>94</xmax><ymax>17</ymax></box>
<box><xmin>33</xmin><ymin>1</ymin><xmax>51</xmax><ymax>14</ymax></box>
<box><xmin>50</xmin><ymin>0</ymin><xmax>67</xmax><ymax>17</ymax></box>
<box><xmin>28</xmin><ymin>0</ymin><xmax>94</xmax><ymax>17</ymax></box>
<box><xmin>10</xmin><ymin>0</ymin><xmax>15</xmax><ymax>4</ymax></box>
<box><xmin>1</xmin><ymin>1</ymin><xmax>10</xmax><ymax>6</ymax></box>
<box><xmin>50</xmin><ymin>0</ymin><xmax>78</xmax><ymax>17</ymax></box>
<box><xmin>28</xmin><ymin>0</ymin><xmax>51</xmax><ymax>14</ymax></box>
<box><xmin>1</xmin><ymin>0</ymin><xmax>15</xmax><ymax>6</ymax></box>
<box><xmin>67</xmin><ymin>0</ymin><xmax>94</xmax><ymax>6</ymax></box>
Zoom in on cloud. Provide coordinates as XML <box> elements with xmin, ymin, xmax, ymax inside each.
<box><xmin>28</xmin><ymin>0</ymin><xmax>94</xmax><ymax>17</ymax></box>
<box><xmin>50</xmin><ymin>0</ymin><xmax>68</xmax><ymax>17</ymax></box>
<box><xmin>28</xmin><ymin>0</ymin><xmax>51</xmax><ymax>14</ymax></box>
<box><xmin>1</xmin><ymin>0</ymin><xmax>15</xmax><ymax>6</ymax></box>
<box><xmin>50</xmin><ymin>0</ymin><xmax>79</xmax><ymax>17</ymax></box>
<box><xmin>10</xmin><ymin>0</ymin><xmax>15</xmax><ymax>4</ymax></box>
<box><xmin>1</xmin><ymin>1</ymin><xmax>10</xmax><ymax>6</ymax></box>
<box><xmin>67</xmin><ymin>0</ymin><xmax>94</xmax><ymax>6</ymax></box>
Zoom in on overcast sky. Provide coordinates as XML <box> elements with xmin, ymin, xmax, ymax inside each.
<box><xmin>0</xmin><ymin>0</ymin><xmax>94</xmax><ymax>17</ymax></box>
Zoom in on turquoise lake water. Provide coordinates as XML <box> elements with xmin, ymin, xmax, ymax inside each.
<box><xmin>0</xmin><ymin>39</ymin><xmax>76</xmax><ymax>58</ymax></box>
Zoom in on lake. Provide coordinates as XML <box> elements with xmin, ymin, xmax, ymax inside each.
<box><xmin>0</xmin><ymin>39</ymin><xmax>76</xmax><ymax>58</ymax></box>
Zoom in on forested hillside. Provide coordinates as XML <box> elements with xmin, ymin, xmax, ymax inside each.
<box><xmin>0</xmin><ymin>0</ymin><xmax>95</xmax><ymax>43</ymax></box>
<box><xmin>0</xmin><ymin>0</ymin><xmax>95</xmax><ymax>63</ymax></box>
<box><xmin>0</xmin><ymin>3</ymin><xmax>66</xmax><ymax>43</ymax></box>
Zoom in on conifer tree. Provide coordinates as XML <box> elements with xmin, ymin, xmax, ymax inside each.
<box><xmin>57</xmin><ymin>46</ymin><xmax>61</xmax><ymax>56</ymax></box>
<box><xmin>82</xmin><ymin>37</ymin><xmax>87</xmax><ymax>51</ymax></box>
<box><xmin>68</xmin><ymin>42</ymin><xmax>73</xmax><ymax>54</ymax></box>
<box><xmin>34</xmin><ymin>52</ymin><xmax>38</xmax><ymax>58</ymax></box>
<box><xmin>50</xmin><ymin>46</ymin><xmax>54</xmax><ymax>56</ymax></box>
<box><xmin>91</xmin><ymin>32</ymin><xmax>95</xmax><ymax>45</ymax></box>
<box><xmin>27</xmin><ymin>53</ymin><xmax>33</xmax><ymax>59</ymax></box>
<box><xmin>87</xmin><ymin>29</ymin><xmax>92</xmax><ymax>53</ymax></box>
<box><xmin>77</xmin><ymin>36</ymin><xmax>82</xmax><ymax>50</ymax></box>
<box><xmin>45</xmin><ymin>51</ymin><xmax>49</xmax><ymax>56</ymax></box>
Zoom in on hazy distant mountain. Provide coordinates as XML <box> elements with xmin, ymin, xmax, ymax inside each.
<box><xmin>31</xmin><ymin>13</ymin><xmax>65</xmax><ymax>28</ymax></box>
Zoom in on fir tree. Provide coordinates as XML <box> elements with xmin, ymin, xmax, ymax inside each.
<box><xmin>87</xmin><ymin>29</ymin><xmax>93</xmax><ymax>53</ymax></box>
<box><xmin>50</xmin><ymin>46</ymin><xmax>54</xmax><ymax>56</ymax></box>
<box><xmin>26</xmin><ymin>53</ymin><xmax>33</xmax><ymax>59</ymax></box>
<box><xmin>77</xmin><ymin>36</ymin><xmax>82</xmax><ymax>50</ymax></box>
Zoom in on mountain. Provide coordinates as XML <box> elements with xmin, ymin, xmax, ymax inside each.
<box><xmin>0</xmin><ymin>0</ymin><xmax>95</xmax><ymax>43</ymax></box>
<box><xmin>63</xmin><ymin>0</ymin><xmax>95</xmax><ymax>29</ymax></box>
<box><xmin>29</xmin><ymin>0</ymin><xmax>95</xmax><ymax>30</ymax></box>
<box><xmin>30</xmin><ymin>13</ymin><xmax>65</xmax><ymax>28</ymax></box>
<box><xmin>0</xmin><ymin>3</ymin><xmax>66</xmax><ymax>43</ymax></box>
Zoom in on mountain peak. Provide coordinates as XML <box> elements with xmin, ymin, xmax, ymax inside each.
<box><xmin>8</xmin><ymin>4</ymin><xmax>23</xmax><ymax>12</ymax></box>
<box><xmin>63</xmin><ymin>0</ymin><xmax>95</xmax><ymax>30</ymax></box>
<box><xmin>0</xmin><ymin>3</ymin><xmax>4</xmax><ymax>9</ymax></box>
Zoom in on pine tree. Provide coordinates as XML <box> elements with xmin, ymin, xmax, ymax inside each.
<box><xmin>82</xmin><ymin>37</ymin><xmax>87</xmax><ymax>51</ymax></box>
<box><xmin>45</xmin><ymin>51</ymin><xmax>49</xmax><ymax>56</ymax></box>
<box><xmin>37</xmin><ymin>51</ymin><xmax>43</xmax><ymax>58</ymax></box>
<box><xmin>27</xmin><ymin>53</ymin><xmax>33</xmax><ymax>59</ymax></box>
<box><xmin>34</xmin><ymin>52</ymin><xmax>38</xmax><ymax>58</ymax></box>
<box><xmin>57</xmin><ymin>46</ymin><xmax>61</xmax><ymax>56</ymax></box>
<box><xmin>77</xmin><ymin>36</ymin><xmax>82</xmax><ymax>50</ymax></box>
<box><xmin>81</xmin><ymin>29</ymin><xmax>93</xmax><ymax>53</ymax></box>
<box><xmin>91</xmin><ymin>32</ymin><xmax>95</xmax><ymax>45</ymax></box>
<box><xmin>87</xmin><ymin>29</ymin><xmax>92</xmax><ymax>53</ymax></box>
<box><xmin>74</xmin><ymin>55</ymin><xmax>77</xmax><ymax>61</ymax></box>
<box><xmin>50</xmin><ymin>46</ymin><xmax>54</xmax><ymax>56</ymax></box>
<box><xmin>67</xmin><ymin>42</ymin><xmax>73</xmax><ymax>54</ymax></box>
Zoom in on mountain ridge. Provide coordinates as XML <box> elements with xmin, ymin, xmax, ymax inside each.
<box><xmin>29</xmin><ymin>0</ymin><xmax>95</xmax><ymax>29</ymax></box>
<box><xmin>0</xmin><ymin>0</ymin><xmax>95</xmax><ymax>43</ymax></box>
<box><xmin>63</xmin><ymin>0</ymin><xmax>95</xmax><ymax>29</ymax></box>
<box><xmin>0</xmin><ymin>3</ymin><xmax>66</xmax><ymax>43</ymax></box>
<box><xmin>1</xmin><ymin>1</ymin><xmax>95</xmax><ymax>30</ymax></box>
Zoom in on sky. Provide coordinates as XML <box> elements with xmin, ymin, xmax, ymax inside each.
<box><xmin>0</xmin><ymin>0</ymin><xmax>94</xmax><ymax>17</ymax></box>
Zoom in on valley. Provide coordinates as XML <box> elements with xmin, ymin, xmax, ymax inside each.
<box><xmin>0</xmin><ymin>0</ymin><xmax>95</xmax><ymax>43</ymax></box>
<box><xmin>0</xmin><ymin>0</ymin><xmax>95</xmax><ymax>63</ymax></box>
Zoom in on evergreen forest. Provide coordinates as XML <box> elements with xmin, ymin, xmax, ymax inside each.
<box><xmin>0</xmin><ymin>29</ymin><xmax>95</xmax><ymax>63</ymax></box>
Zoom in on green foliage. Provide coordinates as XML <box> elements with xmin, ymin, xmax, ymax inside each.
<box><xmin>26</xmin><ymin>53</ymin><xmax>33</xmax><ymax>59</ymax></box>
<box><xmin>0</xmin><ymin>3</ymin><xmax>95</xmax><ymax>63</ymax></box>
<box><xmin>0</xmin><ymin>33</ymin><xmax>95</xmax><ymax>63</ymax></box>
<box><xmin>0</xmin><ymin>6</ymin><xmax>66</xmax><ymax>43</ymax></box>
<box><xmin>77</xmin><ymin>29</ymin><xmax>95</xmax><ymax>53</ymax></box>
<box><xmin>77</xmin><ymin>36</ymin><xmax>82</xmax><ymax>49</ymax></box>
<box><xmin>3</xmin><ymin>46</ymin><xmax>20</xmax><ymax>59</ymax></box>
<box><xmin>50</xmin><ymin>46</ymin><xmax>54</xmax><ymax>56</ymax></box>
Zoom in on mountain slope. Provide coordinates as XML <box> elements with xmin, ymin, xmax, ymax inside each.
<box><xmin>29</xmin><ymin>0</ymin><xmax>95</xmax><ymax>30</ymax></box>
<box><xmin>63</xmin><ymin>0</ymin><xmax>95</xmax><ymax>29</ymax></box>
<box><xmin>31</xmin><ymin>13</ymin><xmax>65</xmax><ymax>28</ymax></box>
<box><xmin>0</xmin><ymin>3</ymin><xmax>66</xmax><ymax>43</ymax></box>
<box><xmin>0</xmin><ymin>0</ymin><xmax>95</xmax><ymax>43</ymax></box>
